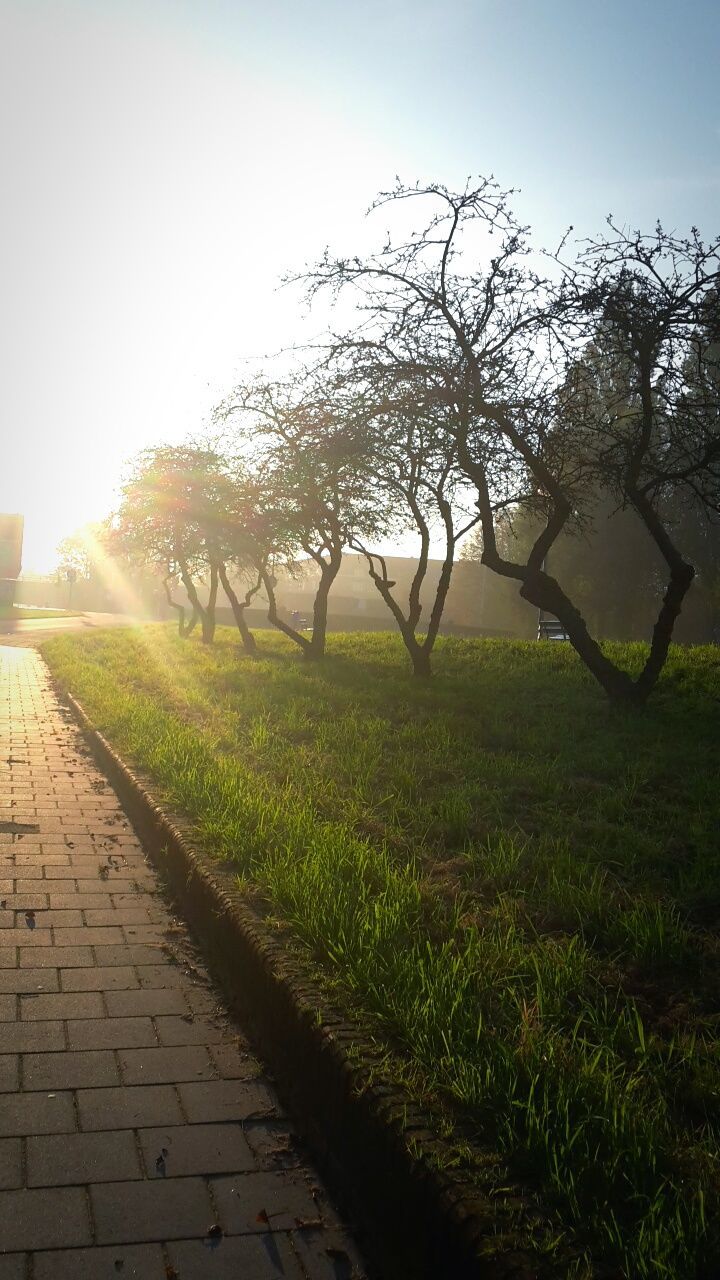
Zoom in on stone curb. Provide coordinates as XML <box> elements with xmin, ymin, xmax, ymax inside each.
<box><xmin>62</xmin><ymin>690</ymin><xmax>542</xmax><ymax>1280</ymax></box>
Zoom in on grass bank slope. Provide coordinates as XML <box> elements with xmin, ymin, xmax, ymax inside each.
<box><xmin>41</xmin><ymin>628</ymin><xmax>720</xmax><ymax>1278</ymax></box>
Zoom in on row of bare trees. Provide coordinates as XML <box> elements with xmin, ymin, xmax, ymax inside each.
<box><xmin>109</xmin><ymin>179</ymin><xmax>719</xmax><ymax>704</ymax></box>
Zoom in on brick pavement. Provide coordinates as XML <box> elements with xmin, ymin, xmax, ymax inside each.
<box><xmin>0</xmin><ymin>646</ymin><xmax>366</xmax><ymax>1279</ymax></box>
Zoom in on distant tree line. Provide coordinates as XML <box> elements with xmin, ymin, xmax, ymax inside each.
<box><xmin>107</xmin><ymin>179</ymin><xmax>720</xmax><ymax>704</ymax></box>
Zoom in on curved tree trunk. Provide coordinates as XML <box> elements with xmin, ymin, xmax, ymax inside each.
<box><xmin>260</xmin><ymin>568</ymin><xmax>313</xmax><ymax>654</ymax></box>
<box><xmin>201</xmin><ymin>562</ymin><xmax>219</xmax><ymax>645</ymax></box>
<box><xmin>306</xmin><ymin>548</ymin><xmax>343</xmax><ymax>660</ymax></box>
<box><xmin>456</xmin><ymin>363</ymin><xmax>698</xmax><ymax>706</ymax></box>
<box><xmin>482</xmin><ymin>538</ymin><xmax>691</xmax><ymax>706</ymax></box>
<box><xmin>458</xmin><ymin>429</ymin><xmax>652</xmax><ymax>704</ymax></box>
<box><xmin>177</xmin><ymin>556</ymin><xmax>218</xmax><ymax>646</ymax></box>
<box><xmin>351</xmin><ymin>481</ymin><xmax>470</xmax><ymax>679</ymax></box>
<box><xmin>217</xmin><ymin>562</ymin><xmax>258</xmax><ymax>655</ymax></box>
<box><xmin>624</xmin><ymin>483</ymin><xmax>696</xmax><ymax>700</ymax></box>
<box><xmin>162</xmin><ymin>576</ymin><xmax>199</xmax><ymax>638</ymax></box>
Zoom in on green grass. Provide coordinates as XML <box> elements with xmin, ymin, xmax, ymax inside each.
<box><xmin>39</xmin><ymin>627</ymin><xmax>720</xmax><ymax>1278</ymax></box>
<box><xmin>0</xmin><ymin>605</ymin><xmax>78</xmax><ymax>620</ymax></box>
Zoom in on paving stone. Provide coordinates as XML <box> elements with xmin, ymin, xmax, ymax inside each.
<box><xmin>168</xmin><ymin>1233</ymin><xmax>304</xmax><ymax>1279</ymax></box>
<box><xmin>0</xmin><ymin>1090</ymin><xmax>76</xmax><ymax>1136</ymax></box>
<box><xmin>77</xmin><ymin>1084</ymin><xmax>183</xmax><ymax>1130</ymax></box>
<box><xmin>20</xmin><ymin>990</ymin><xmax>104</xmax><ymax>1020</ymax></box>
<box><xmin>33</xmin><ymin>1244</ymin><xmax>165</xmax><ymax>1279</ymax></box>
<box><xmin>178</xmin><ymin>1080</ymin><xmax>277</xmax><ymax>1124</ymax></box>
<box><xmin>91</xmin><ymin>1177</ymin><xmax>214</xmax><ymax>1244</ymax></box>
<box><xmin>0</xmin><ymin>1137</ymin><xmax>22</xmax><ymax>1189</ymax></box>
<box><xmin>118</xmin><ymin>1045</ymin><xmax>214</xmax><ymax>1085</ymax></box>
<box><xmin>84</xmin><ymin>908</ymin><xmax>152</xmax><ymax>926</ymax></box>
<box><xmin>19</xmin><ymin>946</ymin><xmax>94</xmax><ymax>968</ymax></box>
<box><xmin>155</xmin><ymin>1015</ymin><xmax>224</xmax><ymax>1047</ymax></box>
<box><xmin>112</xmin><ymin>893</ymin><xmax>156</xmax><ymax>909</ymax></box>
<box><xmin>292</xmin><ymin>1225</ymin><xmax>368</xmax><ymax>1279</ymax></box>
<box><xmin>49</xmin><ymin>893</ymin><xmax>112</xmax><ymax>909</ymax></box>
<box><xmin>0</xmin><ymin>1056</ymin><xmax>19</xmax><ymax>1092</ymax></box>
<box><xmin>74</xmin><ymin>876</ymin><xmax>140</xmax><ymax>890</ymax></box>
<box><xmin>105</xmin><ymin>988</ymin><xmax>188</xmax><ymax>1018</ymax></box>
<box><xmin>22</xmin><ymin>909</ymin><xmax>85</xmax><ymax>928</ymax></box>
<box><xmin>243</xmin><ymin>1123</ymin><xmax>304</xmax><ymax>1171</ymax></box>
<box><xmin>211</xmin><ymin>1171</ymin><xmax>320</xmax><ymax>1234</ymax></box>
<box><xmin>209</xmin><ymin>1043</ymin><xmax>260</xmax><ymax>1079</ymax></box>
<box><xmin>135</xmin><ymin>964</ymin><xmax>193</xmax><ymax>988</ymax></box>
<box><xmin>0</xmin><ymin>967</ymin><xmax>59</xmax><ymax>993</ymax></box>
<box><xmin>0</xmin><ymin>1020</ymin><xmax>65</xmax><ymax>1053</ymax></box>
<box><xmin>94</xmin><ymin>944</ymin><xmax>165</xmax><ymax>966</ymax></box>
<box><xmin>67</xmin><ymin>1017</ymin><xmax>157</xmax><ymax>1050</ymax></box>
<box><xmin>138</xmin><ymin>1122</ymin><xmax>255</xmax><ymax>1177</ymax></box>
<box><xmin>27</xmin><ymin>1129</ymin><xmax>142</xmax><ymax>1186</ymax></box>
<box><xmin>9</xmin><ymin>930</ymin><xmax>53</xmax><ymax>947</ymax></box>
<box><xmin>53</xmin><ymin>926</ymin><xmax>124</xmax><ymax>946</ymax></box>
<box><xmin>0</xmin><ymin>1254</ymin><xmax>26</xmax><ymax>1280</ymax></box>
<box><xmin>181</xmin><ymin>987</ymin><xmax>223</xmax><ymax>1016</ymax></box>
<box><xmin>122</xmin><ymin>925</ymin><xmax>170</xmax><ymax>946</ymax></box>
<box><xmin>23</xmin><ymin>1049</ymin><xmax>120</xmax><ymax>1090</ymax></box>
<box><xmin>0</xmin><ymin>1186</ymin><xmax>92</xmax><ymax>1251</ymax></box>
<box><xmin>42</xmin><ymin>865</ymin><xmax>106</xmax><ymax>885</ymax></box>
<box><xmin>0</xmin><ymin>994</ymin><xmax>16</xmax><ymax>1019</ymax></box>
<box><xmin>61</xmin><ymin>965</ymin><xmax>138</xmax><ymax>991</ymax></box>
<box><xmin>0</xmin><ymin>895</ymin><xmax>48</xmax><ymax>911</ymax></box>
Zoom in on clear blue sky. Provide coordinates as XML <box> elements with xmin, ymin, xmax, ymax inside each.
<box><xmin>1</xmin><ymin>0</ymin><xmax>718</xmax><ymax>570</ymax></box>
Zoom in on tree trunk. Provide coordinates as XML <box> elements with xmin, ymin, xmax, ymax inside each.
<box><xmin>356</xmin><ymin>547</ymin><xmax>437</xmax><ymax>677</ymax></box>
<box><xmin>177</xmin><ymin>557</ymin><xmax>218</xmax><ymax>646</ymax></box>
<box><xmin>408</xmin><ymin>639</ymin><xmax>432</xmax><ymax>679</ymax></box>
<box><xmin>162</xmin><ymin>577</ymin><xmax>198</xmax><ymax>638</ymax></box>
<box><xmin>201</xmin><ymin>562</ymin><xmax>219</xmax><ymax>644</ymax></box>
<box><xmin>626</xmin><ymin>486</ymin><xmax>696</xmax><ymax>702</ymax></box>
<box><xmin>260</xmin><ymin>568</ymin><xmax>313</xmax><ymax>654</ymax></box>
<box><xmin>633</xmin><ymin>561</ymin><xmax>695</xmax><ymax>700</ymax></box>
<box><xmin>515</xmin><ymin>565</ymin><xmax>637</xmax><ymax>701</ymax></box>
<box><xmin>182</xmin><ymin>608</ymin><xmax>199</xmax><ymax>638</ymax></box>
<box><xmin>306</xmin><ymin>553</ymin><xmax>342</xmax><ymax>660</ymax></box>
<box><xmin>217</xmin><ymin>562</ymin><xmax>257</xmax><ymax>655</ymax></box>
<box><xmin>353</xmin><ymin>495</ymin><xmax>461</xmax><ymax>680</ymax></box>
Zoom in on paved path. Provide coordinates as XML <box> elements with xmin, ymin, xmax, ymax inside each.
<box><xmin>0</xmin><ymin>647</ymin><xmax>365</xmax><ymax>1279</ymax></box>
<box><xmin>0</xmin><ymin>614</ymin><xmax>141</xmax><ymax>644</ymax></box>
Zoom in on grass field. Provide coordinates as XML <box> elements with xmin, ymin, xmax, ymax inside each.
<box><xmin>41</xmin><ymin>627</ymin><xmax>720</xmax><ymax>1278</ymax></box>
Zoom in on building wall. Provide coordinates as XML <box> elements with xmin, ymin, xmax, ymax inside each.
<box><xmin>16</xmin><ymin>551</ymin><xmax>529</xmax><ymax>637</ymax></box>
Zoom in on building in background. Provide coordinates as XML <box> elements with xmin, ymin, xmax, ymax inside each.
<box><xmin>0</xmin><ymin>514</ymin><xmax>24</xmax><ymax>606</ymax></box>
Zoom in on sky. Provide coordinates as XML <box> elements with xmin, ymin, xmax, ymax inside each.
<box><xmin>1</xmin><ymin>0</ymin><xmax>719</xmax><ymax>572</ymax></box>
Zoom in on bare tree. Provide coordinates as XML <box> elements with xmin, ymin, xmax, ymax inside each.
<box><xmin>559</xmin><ymin>232</ymin><xmax>720</xmax><ymax>698</ymax></box>
<box><xmin>219</xmin><ymin>377</ymin><xmax>384</xmax><ymax>660</ymax></box>
<box><xmin>299</xmin><ymin>181</ymin><xmax>720</xmax><ymax>703</ymax></box>
<box><xmin>326</xmin><ymin>349</ymin><xmax>479</xmax><ymax>675</ymax></box>
<box><xmin>216</xmin><ymin>562</ymin><xmax>262</xmax><ymax>654</ymax></box>
<box><xmin>111</xmin><ymin>446</ymin><xmax>227</xmax><ymax>644</ymax></box>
